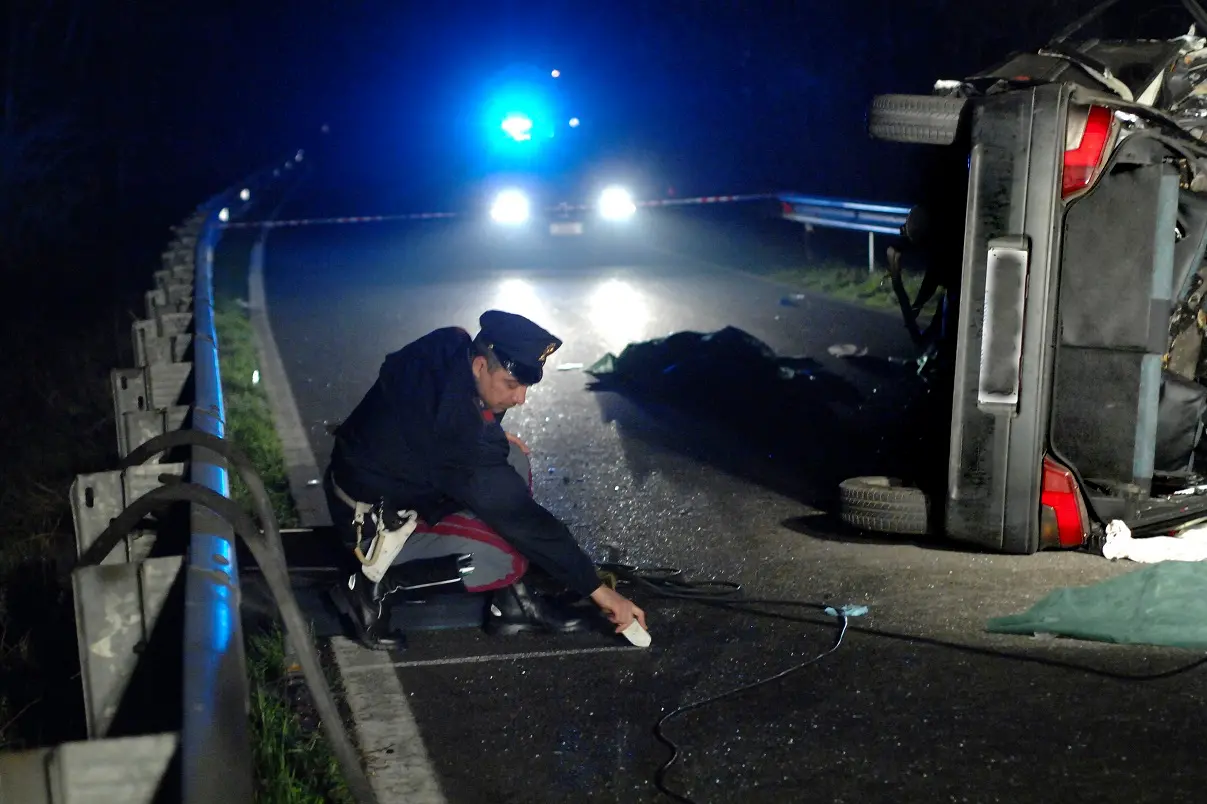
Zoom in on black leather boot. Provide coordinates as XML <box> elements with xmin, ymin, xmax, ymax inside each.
<box><xmin>334</xmin><ymin>554</ymin><xmax>475</xmax><ymax>650</ymax></box>
<box><xmin>334</xmin><ymin>571</ymin><xmax>402</xmax><ymax>651</ymax></box>
<box><xmin>485</xmin><ymin>580</ymin><xmax>592</xmax><ymax>636</ymax></box>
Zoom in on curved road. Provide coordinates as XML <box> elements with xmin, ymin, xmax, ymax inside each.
<box><xmin>256</xmin><ymin>209</ymin><xmax>1206</xmax><ymax>804</ymax></box>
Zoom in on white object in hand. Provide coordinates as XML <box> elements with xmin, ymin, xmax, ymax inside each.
<box><xmin>621</xmin><ymin>619</ymin><xmax>651</xmax><ymax>648</ymax></box>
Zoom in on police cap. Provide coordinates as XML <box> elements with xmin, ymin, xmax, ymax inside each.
<box><xmin>475</xmin><ymin>310</ymin><xmax>562</xmax><ymax>386</ymax></box>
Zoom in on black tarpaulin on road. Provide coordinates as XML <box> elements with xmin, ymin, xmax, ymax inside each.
<box><xmin>581</xmin><ymin>327</ymin><xmax>933</xmax><ymax>498</ymax></box>
<box><xmin>586</xmin><ymin>326</ymin><xmax>862</xmax><ymax>408</ymax></box>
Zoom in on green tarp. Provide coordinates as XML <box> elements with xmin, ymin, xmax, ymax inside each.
<box><xmin>986</xmin><ymin>561</ymin><xmax>1207</xmax><ymax>649</ymax></box>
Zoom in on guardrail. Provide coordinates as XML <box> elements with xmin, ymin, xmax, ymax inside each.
<box><xmin>778</xmin><ymin>193</ymin><xmax>912</xmax><ymax>273</ymax></box>
<box><xmin>0</xmin><ymin>158</ymin><xmax>293</xmax><ymax>801</ymax></box>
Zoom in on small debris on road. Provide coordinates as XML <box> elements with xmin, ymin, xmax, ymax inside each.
<box><xmin>828</xmin><ymin>343</ymin><xmax>869</xmax><ymax>358</ymax></box>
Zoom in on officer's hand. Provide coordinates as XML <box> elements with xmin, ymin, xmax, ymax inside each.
<box><xmin>589</xmin><ymin>584</ymin><xmax>648</xmax><ymax>634</ymax></box>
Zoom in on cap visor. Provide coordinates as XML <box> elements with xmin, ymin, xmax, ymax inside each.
<box><xmin>512</xmin><ymin>363</ymin><xmax>542</xmax><ymax>385</ymax></box>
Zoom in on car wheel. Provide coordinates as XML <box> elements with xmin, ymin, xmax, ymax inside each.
<box><xmin>838</xmin><ymin>476</ymin><xmax>931</xmax><ymax>536</ymax></box>
<box><xmin>867</xmin><ymin>94</ymin><xmax>967</xmax><ymax>146</ymax></box>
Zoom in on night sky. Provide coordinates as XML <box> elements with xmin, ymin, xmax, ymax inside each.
<box><xmin>2</xmin><ymin>0</ymin><xmax>1200</xmax><ymax>266</ymax></box>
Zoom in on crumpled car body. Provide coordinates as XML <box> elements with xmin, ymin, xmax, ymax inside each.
<box><xmin>867</xmin><ymin>1</ymin><xmax>1207</xmax><ymax>553</ymax></box>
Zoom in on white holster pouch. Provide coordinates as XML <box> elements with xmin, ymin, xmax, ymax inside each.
<box><xmin>333</xmin><ymin>480</ymin><xmax>419</xmax><ymax>583</ymax></box>
<box><xmin>355</xmin><ymin>506</ymin><xmax>418</xmax><ymax>583</ymax></box>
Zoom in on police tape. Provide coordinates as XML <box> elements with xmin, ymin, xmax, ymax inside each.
<box><xmin>218</xmin><ymin>192</ymin><xmax>775</xmax><ymax>229</ymax></box>
<box><xmin>640</xmin><ymin>193</ymin><xmax>772</xmax><ymax>207</ymax></box>
<box><xmin>221</xmin><ymin>211</ymin><xmax>458</xmax><ymax>229</ymax></box>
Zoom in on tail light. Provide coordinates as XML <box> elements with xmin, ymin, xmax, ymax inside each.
<box><xmin>1039</xmin><ymin>455</ymin><xmax>1091</xmax><ymax>548</ymax></box>
<box><xmin>1062</xmin><ymin>104</ymin><xmax>1115</xmax><ymax>199</ymax></box>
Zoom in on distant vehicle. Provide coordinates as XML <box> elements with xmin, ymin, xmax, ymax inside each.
<box><xmin>844</xmin><ymin>0</ymin><xmax>1207</xmax><ymax>554</ymax></box>
<box><xmin>473</xmin><ymin>64</ymin><xmax>647</xmax><ymax>237</ymax></box>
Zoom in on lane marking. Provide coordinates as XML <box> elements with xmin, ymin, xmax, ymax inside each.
<box><xmin>330</xmin><ymin>637</ymin><xmax>447</xmax><ymax>803</ymax></box>
<box><xmin>344</xmin><ymin>644</ymin><xmax>644</xmax><ymax>672</ymax></box>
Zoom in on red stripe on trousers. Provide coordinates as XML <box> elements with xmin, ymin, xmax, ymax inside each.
<box><xmin>413</xmin><ymin>512</ymin><xmax>528</xmax><ymax>591</ymax></box>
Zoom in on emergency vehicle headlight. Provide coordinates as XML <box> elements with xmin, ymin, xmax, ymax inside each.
<box><xmin>490</xmin><ymin>189</ymin><xmax>530</xmax><ymax>225</ymax></box>
<box><xmin>599</xmin><ymin>186</ymin><xmax>636</xmax><ymax>221</ymax></box>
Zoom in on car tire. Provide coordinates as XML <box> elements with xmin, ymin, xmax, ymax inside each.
<box><xmin>867</xmin><ymin>94</ymin><xmax>967</xmax><ymax>146</ymax></box>
<box><xmin>838</xmin><ymin>476</ymin><xmax>931</xmax><ymax>535</ymax></box>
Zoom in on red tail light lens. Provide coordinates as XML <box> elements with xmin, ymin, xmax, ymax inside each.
<box><xmin>1039</xmin><ymin>455</ymin><xmax>1091</xmax><ymax>548</ymax></box>
<box><xmin>1062</xmin><ymin>105</ymin><xmax>1113</xmax><ymax>199</ymax></box>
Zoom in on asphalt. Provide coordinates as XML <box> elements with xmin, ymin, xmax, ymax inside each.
<box><xmin>252</xmin><ymin>207</ymin><xmax>1207</xmax><ymax>804</ymax></box>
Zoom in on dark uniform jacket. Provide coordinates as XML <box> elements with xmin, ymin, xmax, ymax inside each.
<box><xmin>330</xmin><ymin>326</ymin><xmax>601</xmax><ymax>597</ymax></box>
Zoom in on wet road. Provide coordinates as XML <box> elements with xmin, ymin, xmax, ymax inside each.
<box><xmin>259</xmin><ymin>209</ymin><xmax>1207</xmax><ymax>804</ymax></box>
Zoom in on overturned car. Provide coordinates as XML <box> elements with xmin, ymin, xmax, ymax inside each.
<box><xmin>850</xmin><ymin>1</ymin><xmax>1207</xmax><ymax>553</ymax></box>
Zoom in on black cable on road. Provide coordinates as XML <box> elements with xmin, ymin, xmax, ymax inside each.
<box><xmin>600</xmin><ymin>562</ymin><xmax>1207</xmax><ymax>804</ymax></box>
<box><xmin>599</xmin><ymin>563</ymin><xmax>1207</xmax><ymax>682</ymax></box>
<box><xmin>597</xmin><ymin>563</ymin><xmax>850</xmax><ymax>804</ymax></box>
<box><xmin>653</xmin><ymin>616</ymin><xmax>849</xmax><ymax>804</ymax></box>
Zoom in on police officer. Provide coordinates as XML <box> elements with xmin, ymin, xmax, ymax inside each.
<box><xmin>325</xmin><ymin>310</ymin><xmax>648</xmax><ymax>649</ymax></box>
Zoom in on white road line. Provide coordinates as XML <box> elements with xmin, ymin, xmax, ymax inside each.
<box><xmin>330</xmin><ymin>638</ymin><xmax>447</xmax><ymax>803</ymax></box>
<box><xmin>343</xmin><ymin>643</ymin><xmax>645</xmax><ymax>672</ymax></box>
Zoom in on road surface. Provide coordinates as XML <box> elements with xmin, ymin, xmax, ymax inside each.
<box><xmin>245</xmin><ymin>208</ymin><xmax>1207</xmax><ymax>804</ymax></box>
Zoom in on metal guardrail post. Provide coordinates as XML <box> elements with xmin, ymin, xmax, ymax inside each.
<box><xmin>0</xmin><ymin>179</ymin><xmax>270</xmax><ymax>799</ymax></box>
<box><xmin>0</xmin><ymin>209</ymin><xmax>215</xmax><ymax>801</ymax></box>
<box><xmin>0</xmin><ymin>152</ymin><xmax>322</xmax><ymax>799</ymax></box>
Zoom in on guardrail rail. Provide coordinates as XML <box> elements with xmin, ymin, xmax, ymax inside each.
<box><xmin>0</xmin><ymin>185</ymin><xmax>260</xmax><ymax>802</ymax></box>
<box><xmin>779</xmin><ymin>193</ymin><xmax>912</xmax><ymax>273</ymax></box>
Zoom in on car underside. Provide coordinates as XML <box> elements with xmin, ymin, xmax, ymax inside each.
<box><xmin>859</xmin><ymin>1</ymin><xmax>1207</xmax><ymax>551</ymax></box>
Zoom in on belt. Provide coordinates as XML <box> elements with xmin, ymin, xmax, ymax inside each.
<box><xmin>328</xmin><ymin>470</ymin><xmax>376</xmax><ymax>527</ymax></box>
<box><xmin>330</xmin><ymin>473</ymin><xmax>378</xmax><ymax>566</ymax></box>
<box><xmin>331</xmin><ymin>476</ymin><xmax>365</xmax><ymax>511</ymax></box>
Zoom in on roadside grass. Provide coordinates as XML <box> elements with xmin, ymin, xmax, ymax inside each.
<box><xmin>765</xmin><ymin>259</ymin><xmax>918</xmax><ymax>310</ymax></box>
<box><xmin>213</xmin><ymin>232</ymin><xmax>355</xmax><ymax>804</ymax></box>
<box><xmin>215</xmin><ymin>300</ymin><xmax>299</xmax><ymax>531</ymax></box>
<box><xmin>245</xmin><ymin>628</ymin><xmax>355</xmax><ymax>804</ymax></box>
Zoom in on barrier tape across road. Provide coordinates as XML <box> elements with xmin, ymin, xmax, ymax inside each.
<box><xmin>222</xmin><ymin>211</ymin><xmax>460</xmax><ymax>229</ymax></box>
<box><xmin>219</xmin><ymin>192</ymin><xmax>776</xmax><ymax>230</ymax></box>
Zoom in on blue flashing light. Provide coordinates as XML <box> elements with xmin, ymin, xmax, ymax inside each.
<box><xmin>484</xmin><ymin>78</ymin><xmax>558</xmax><ymax>150</ymax></box>
<box><xmin>501</xmin><ymin>114</ymin><xmax>534</xmax><ymax>141</ymax></box>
